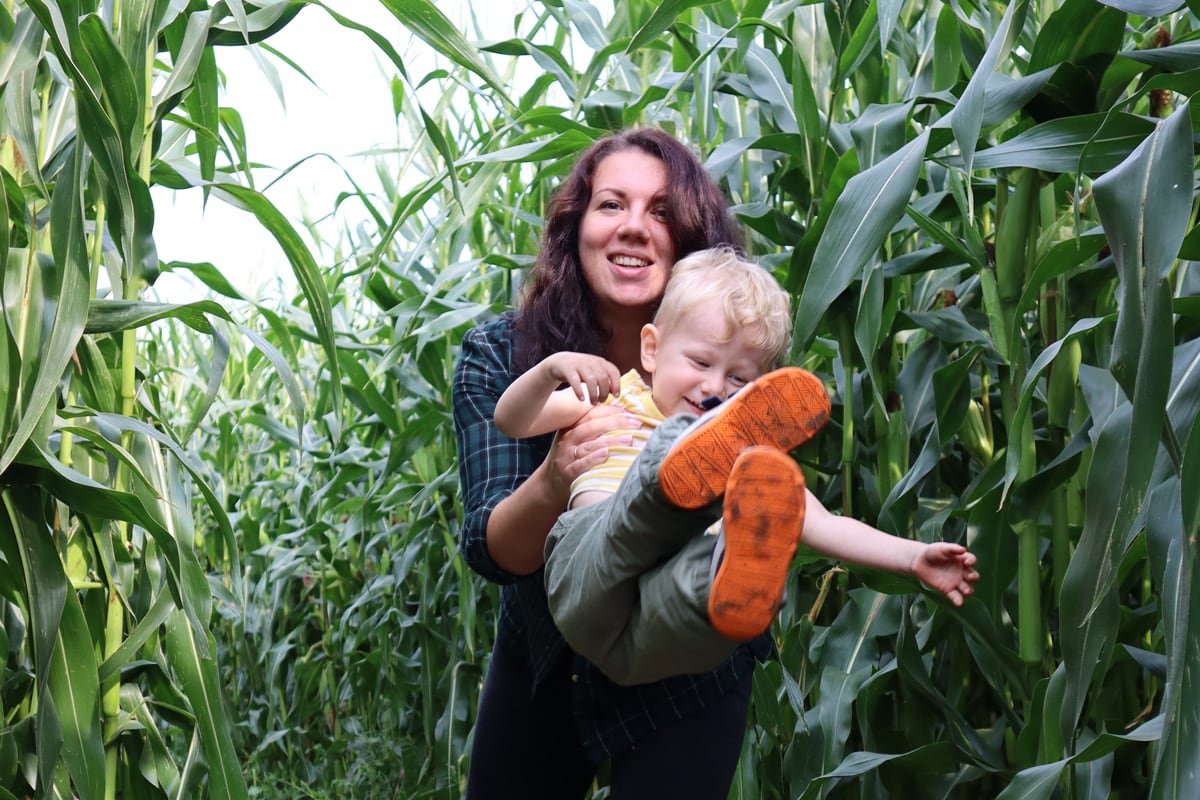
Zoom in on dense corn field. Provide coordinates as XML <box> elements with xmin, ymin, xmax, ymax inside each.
<box><xmin>1</xmin><ymin>1</ymin><xmax>1199</xmax><ymax>797</ymax></box>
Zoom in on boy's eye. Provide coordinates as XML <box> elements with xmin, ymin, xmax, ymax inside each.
<box><xmin>728</xmin><ymin>375</ymin><xmax>749</xmax><ymax>387</ymax></box>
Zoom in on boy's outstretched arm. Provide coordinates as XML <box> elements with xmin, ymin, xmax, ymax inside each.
<box><xmin>799</xmin><ymin>490</ymin><xmax>979</xmax><ymax>606</ymax></box>
<box><xmin>495</xmin><ymin>352</ymin><xmax>624</xmax><ymax>439</ymax></box>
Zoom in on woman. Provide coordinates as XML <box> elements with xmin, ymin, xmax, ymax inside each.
<box><xmin>452</xmin><ymin>128</ymin><xmax>759</xmax><ymax>798</ymax></box>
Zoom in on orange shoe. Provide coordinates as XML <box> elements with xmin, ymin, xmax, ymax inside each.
<box><xmin>708</xmin><ymin>447</ymin><xmax>806</xmax><ymax>641</ymax></box>
<box><xmin>659</xmin><ymin>367</ymin><xmax>830</xmax><ymax>509</ymax></box>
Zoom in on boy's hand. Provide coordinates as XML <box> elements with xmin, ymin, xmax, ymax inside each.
<box><xmin>911</xmin><ymin>543</ymin><xmax>979</xmax><ymax>607</ymax></box>
<box><xmin>543</xmin><ymin>352</ymin><xmax>623</xmax><ymax>405</ymax></box>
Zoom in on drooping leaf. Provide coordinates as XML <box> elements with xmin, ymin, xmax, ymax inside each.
<box><xmin>47</xmin><ymin>593</ymin><xmax>104</xmax><ymax>800</ymax></box>
<box><xmin>375</xmin><ymin>0</ymin><xmax>513</xmax><ymax>104</ymax></box>
<box><xmin>792</xmin><ymin>130</ymin><xmax>929</xmax><ymax>351</ymax></box>
<box><xmin>164</xmin><ymin>609</ymin><xmax>249</xmax><ymax>800</ymax></box>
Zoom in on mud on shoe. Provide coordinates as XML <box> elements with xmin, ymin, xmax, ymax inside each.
<box><xmin>708</xmin><ymin>447</ymin><xmax>806</xmax><ymax>641</ymax></box>
<box><xmin>658</xmin><ymin>367</ymin><xmax>830</xmax><ymax>509</ymax></box>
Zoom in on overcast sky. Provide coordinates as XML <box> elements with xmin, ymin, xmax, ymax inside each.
<box><xmin>152</xmin><ymin>1</ymin><xmax>516</xmax><ymax>304</ymax></box>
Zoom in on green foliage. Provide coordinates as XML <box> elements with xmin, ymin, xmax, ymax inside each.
<box><xmin>4</xmin><ymin>0</ymin><xmax>1200</xmax><ymax>798</ymax></box>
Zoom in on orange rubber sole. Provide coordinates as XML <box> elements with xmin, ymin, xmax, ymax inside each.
<box><xmin>708</xmin><ymin>447</ymin><xmax>806</xmax><ymax>641</ymax></box>
<box><xmin>659</xmin><ymin>367</ymin><xmax>830</xmax><ymax>510</ymax></box>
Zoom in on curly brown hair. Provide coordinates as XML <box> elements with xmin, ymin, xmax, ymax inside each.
<box><xmin>513</xmin><ymin>128</ymin><xmax>741</xmax><ymax>372</ymax></box>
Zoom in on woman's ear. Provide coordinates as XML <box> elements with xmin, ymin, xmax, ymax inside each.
<box><xmin>640</xmin><ymin>323</ymin><xmax>660</xmax><ymax>374</ymax></box>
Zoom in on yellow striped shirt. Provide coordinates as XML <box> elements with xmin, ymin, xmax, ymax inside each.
<box><xmin>569</xmin><ymin>370</ymin><xmax>664</xmax><ymax>506</ymax></box>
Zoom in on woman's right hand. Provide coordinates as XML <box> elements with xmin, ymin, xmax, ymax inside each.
<box><xmin>546</xmin><ymin>402</ymin><xmax>640</xmax><ymax>496</ymax></box>
<box><xmin>485</xmin><ymin>402</ymin><xmax>641</xmax><ymax>575</ymax></box>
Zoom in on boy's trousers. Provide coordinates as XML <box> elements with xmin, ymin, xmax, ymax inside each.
<box><xmin>544</xmin><ymin>415</ymin><xmax>741</xmax><ymax>686</ymax></box>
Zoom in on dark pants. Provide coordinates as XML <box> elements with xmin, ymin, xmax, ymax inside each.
<box><xmin>465</xmin><ymin>641</ymin><xmax>752</xmax><ymax>799</ymax></box>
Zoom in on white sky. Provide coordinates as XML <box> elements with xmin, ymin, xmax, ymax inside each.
<box><xmin>152</xmin><ymin>1</ymin><xmax>522</xmax><ymax>304</ymax></box>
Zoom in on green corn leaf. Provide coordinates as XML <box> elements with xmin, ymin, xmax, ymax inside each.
<box><xmin>155</xmin><ymin>9</ymin><xmax>214</xmax><ymax>122</ymax></box>
<box><xmin>213</xmin><ymin>183</ymin><xmax>341</xmax><ymax>419</ymax></box>
<box><xmin>0</xmin><ymin>144</ymin><xmax>89</xmax><ymax>476</ymax></box>
<box><xmin>375</xmin><ymin>0</ymin><xmax>512</xmax><ymax>104</ymax></box>
<box><xmin>1184</xmin><ymin>420</ymin><xmax>1200</xmax><ymax>553</ymax></box>
<box><xmin>2</xmin><ymin>489</ymin><xmax>66</xmax><ymax>691</ymax></box>
<box><xmin>849</xmin><ymin>101</ymin><xmax>913</xmax><ymax>169</ymax></box>
<box><xmin>1004</xmin><ymin>317</ymin><xmax>1108</xmax><ymax>503</ymax></box>
<box><xmin>0</xmin><ymin>9</ymin><xmax>44</xmax><ymax>87</ymax></box>
<box><xmin>47</xmin><ymin>593</ymin><xmax>104</xmax><ymax>800</ymax></box>
<box><xmin>80</xmin><ymin>413</ymin><xmax>243</xmax><ymax>591</ymax></box>
<box><xmin>947</xmin><ymin>0</ymin><xmax>1027</xmax><ymax>181</ymax></box>
<box><xmin>84</xmin><ymin>299</ymin><xmax>232</xmax><ymax>335</ymax></box>
<box><xmin>995</xmin><ymin>760</ymin><xmax>1070</xmax><ymax>800</ymax></box>
<box><xmin>1104</xmin><ymin>1</ymin><xmax>1188</xmax><ymax>16</ymax></box>
<box><xmin>78</xmin><ymin>15</ymin><xmax>139</xmax><ymax>147</ymax></box>
<box><xmin>792</xmin><ymin>130</ymin><xmax>929</xmax><ymax>352</ymax></box>
<box><xmin>895</xmin><ymin>615</ymin><xmax>1004</xmax><ymax>769</ymax></box>
<box><xmin>23</xmin><ymin>0</ymin><xmax>154</xmax><ymax>276</ymax></box>
<box><xmin>967</xmin><ymin>113</ymin><xmax>1155</xmax><ymax>173</ymax></box>
<box><xmin>1095</xmin><ymin>102</ymin><xmax>1191</xmax><ymax>405</ymax></box>
<box><xmin>3</xmin><ymin>66</ymin><xmax>48</xmax><ymax>198</ymax></box>
<box><xmin>97</xmin><ymin>588</ymin><xmax>175</xmax><ymax>685</ymax></box>
<box><xmin>1058</xmin><ymin>401</ymin><xmax>1130</xmax><ymax>746</ymax></box>
<box><xmin>1027</xmin><ymin>0</ymin><xmax>1124</xmax><ymax>77</ymax></box>
<box><xmin>0</xmin><ymin>173</ymin><xmax>15</xmax><ymax>446</ymax></box>
<box><xmin>1146</xmin><ymin>471</ymin><xmax>1200</xmax><ymax>798</ymax></box>
<box><xmin>627</xmin><ymin>0</ymin><xmax>725</xmax><ymax>52</ymax></box>
<box><xmin>164</xmin><ymin>609</ymin><xmax>248</xmax><ymax>800</ymax></box>
<box><xmin>19</xmin><ymin>442</ymin><xmax>186</xmax><ymax>599</ymax></box>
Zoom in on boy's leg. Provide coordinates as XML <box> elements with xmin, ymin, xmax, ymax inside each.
<box><xmin>548</xmin><ymin>388</ymin><xmax>819</xmax><ymax>683</ymax></box>
<box><xmin>659</xmin><ymin>367</ymin><xmax>829</xmax><ymax>509</ymax></box>
<box><xmin>545</xmin><ymin>416</ymin><xmax>721</xmax><ymax>681</ymax></box>
<box><xmin>615</xmin><ymin>447</ymin><xmax>807</xmax><ymax>680</ymax></box>
<box><xmin>707</xmin><ymin>448</ymin><xmax>807</xmax><ymax>640</ymax></box>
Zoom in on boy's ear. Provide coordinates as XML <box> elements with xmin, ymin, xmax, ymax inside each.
<box><xmin>640</xmin><ymin>323</ymin><xmax>660</xmax><ymax>373</ymax></box>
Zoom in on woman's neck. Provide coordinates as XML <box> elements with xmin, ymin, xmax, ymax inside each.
<box><xmin>605</xmin><ymin>324</ymin><xmax>647</xmax><ymax>377</ymax></box>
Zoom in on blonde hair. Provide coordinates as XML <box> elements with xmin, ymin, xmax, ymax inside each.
<box><xmin>653</xmin><ymin>246</ymin><xmax>792</xmax><ymax>369</ymax></box>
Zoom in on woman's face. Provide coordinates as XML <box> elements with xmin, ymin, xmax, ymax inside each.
<box><xmin>578</xmin><ymin>149</ymin><xmax>676</xmax><ymax>325</ymax></box>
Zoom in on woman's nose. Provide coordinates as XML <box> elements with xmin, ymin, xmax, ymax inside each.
<box><xmin>618</xmin><ymin>211</ymin><xmax>649</xmax><ymax>240</ymax></box>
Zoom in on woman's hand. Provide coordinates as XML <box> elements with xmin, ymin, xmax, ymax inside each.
<box><xmin>485</xmin><ymin>402</ymin><xmax>641</xmax><ymax>575</ymax></box>
<box><xmin>546</xmin><ymin>403</ymin><xmax>640</xmax><ymax>496</ymax></box>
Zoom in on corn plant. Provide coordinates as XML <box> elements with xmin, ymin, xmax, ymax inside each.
<box><xmin>8</xmin><ymin>0</ymin><xmax>1200</xmax><ymax>798</ymax></box>
<box><xmin>0</xmin><ymin>1</ymin><xmax>341</xmax><ymax>798</ymax></box>
<box><xmin>317</xmin><ymin>1</ymin><xmax>1200</xmax><ymax>797</ymax></box>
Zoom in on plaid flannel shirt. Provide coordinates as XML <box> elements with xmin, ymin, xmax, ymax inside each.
<box><xmin>451</xmin><ymin>313</ymin><xmax>769</xmax><ymax>763</ymax></box>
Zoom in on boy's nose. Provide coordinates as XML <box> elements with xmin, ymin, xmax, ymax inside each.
<box><xmin>700</xmin><ymin>375</ymin><xmax>725</xmax><ymax>397</ymax></box>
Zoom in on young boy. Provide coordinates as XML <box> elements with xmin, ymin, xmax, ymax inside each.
<box><xmin>497</xmin><ymin>248</ymin><xmax>978</xmax><ymax>685</ymax></box>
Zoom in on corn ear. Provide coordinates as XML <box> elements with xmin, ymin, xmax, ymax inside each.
<box><xmin>960</xmin><ymin>400</ymin><xmax>993</xmax><ymax>465</ymax></box>
<box><xmin>1047</xmin><ymin>337</ymin><xmax>1081</xmax><ymax>429</ymax></box>
<box><xmin>995</xmin><ymin>168</ymin><xmax>1041</xmax><ymax>306</ymax></box>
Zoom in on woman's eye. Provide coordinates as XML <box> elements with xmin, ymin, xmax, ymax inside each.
<box><xmin>651</xmin><ymin>205</ymin><xmax>668</xmax><ymax>220</ymax></box>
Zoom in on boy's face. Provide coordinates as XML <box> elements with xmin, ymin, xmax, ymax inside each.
<box><xmin>640</xmin><ymin>298</ymin><xmax>768</xmax><ymax>416</ymax></box>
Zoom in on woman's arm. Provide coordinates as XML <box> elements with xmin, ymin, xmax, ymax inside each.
<box><xmin>486</xmin><ymin>406</ymin><xmax>631</xmax><ymax>573</ymax></box>
<box><xmin>495</xmin><ymin>352</ymin><xmax>623</xmax><ymax>439</ymax></box>
<box><xmin>453</xmin><ymin>324</ymin><xmax>634</xmax><ymax>578</ymax></box>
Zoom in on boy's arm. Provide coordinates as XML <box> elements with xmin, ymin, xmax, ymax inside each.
<box><xmin>495</xmin><ymin>352</ymin><xmax>622</xmax><ymax>439</ymax></box>
<box><xmin>800</xmin><ymin>490</ymin><xmax>978</xmax><ymax>605</ymax></box>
